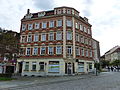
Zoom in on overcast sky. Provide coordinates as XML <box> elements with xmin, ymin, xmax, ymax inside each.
<box><xmin>0</xmin><ymin>0</ymin><xmax>120</xmax><ymax>55</ymax></box>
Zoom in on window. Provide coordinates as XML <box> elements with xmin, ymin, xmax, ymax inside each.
<box><xmin>84</xmin><ymin>26</ymin><xmax>87</xmax><ymax>33</ymax></box>
<box><xmin>67</xmin><ymin>46</ymin><xmax>72</xmax><ymax>55</ymax></box>
<box><xmin>48</xmin><ymin>61</ymin><xmax>59</xmax><ymax>72</ymax></box>
<box><xmin>80</xmin><ymin>36</ymin><xmax>84</xmax><ymax>43</ymax></box>
<box><xmin>56</xmin><ymin>46</ymin><xmax>62</xmax><ymax>54</ymax></box>
<box><xmin>27</xmin><ymin>35</ymin><xmax>32</xmax><ymax>42</ymax></box>
<box><xmin>41</xmin><ymin>33</ymin><xmax>46</xmax><ymax>41</ymax></box>
<box><xmin>90</xmin><ymin>50</ymin><xmax>92</xmax><ymax>57</ymax></box>
<box><xmin>22</xmin><ymin>24</ymin><xmax>26</xmax><ymax>31</ymax></box>
<box><xmin>34</xmin><ymin>34</ymin><xmax>39</xmax><ymax>42</ymax></box>
<box><xmin>26</xmin><ymin>48</ymin><xmax>30</xmax><ymax>55</ymax></box>
<box><xmin>49</xmin><ymin>32</ymin><xmax>54</xmax><ymax>41</ymax></box>
<box><xmin>67</xmin><ymin>9</ymin><xmax>71</xmax><ymax>14</ymax></box>
<box><xmin>48</xmin><ymin>47</ymin><xmax>54</xmax><ymax>55</ymax></box>
<box><xmin>67</xmin><ymin>31</ymin><xmax>72</xmax><ymax>40</ymax></box>
<box><xmin>57</xmin><ymin>20</ymin><xmax>62</xmax><ymax>27</ymax></box>
<box><xmin>89</xmin><ymin>39</ymin><xmax>92</xmax><ymax>45</ymax></box>
<box><xmin>57</xmin><ymin>9</ymin><xmax>61</xmax><ymax>14</ymax></box>
<box><xmin>76</xmin><ymin>47</ymin><xmax>80</xmax><ymax>55</ymax></box>
<box><xmin>35</xmin><ymin>23</ymin><xmax>39</xmax><ymax>29</ymax></box>
<box><xmin>32</xmin><ymin>62</ymin><xmax>36</xmax><ymax>71</ymax></box>
<box><xmin>75</xmin><ymin>22</ymin><xmax>79</xmax><ymax>29</ymax></box>
<box><xmin>85</xmin><ymin>38</ymin><xmax>88</xmax><ymax>44</ymax></box>
<box><xmin>42</xmin><ymin>22</ymin><xmax>47</xmax><ymax>28</ymax></box>
<box><xmin>80</xmin><ymin>24</ymin><xmax>83</xmax><ymax>31</ymax></box>
<box><xmin>21</xmin><ymin>36</ymin><xmax>26</xmax><ymax>43</ymax></box>
<box><xmin>40</xmin><ymin>47</ymin><xmax>46</xmax><ymax>55</ymax></box>
<box><xmin>39</xmin><ymin>62</ymin><xmax>44</xmax><ymax>71</ymax></box>
<box><xmin>56</xmin><ymin>31</ymin><xmax>62</xmax><ymax>40</ymax></box>
<box><xmin>49</xmin><ymin>21</ymin><xmax>54</xmax><ymax>28</ymax></box>
<box><xmin>28</xmin><ymin>24</ymin><xmax>33</xmax><ymax>30</ymax></box>
<box><xmin>88</xmin><ymin>28</ymin><xmax>91</xmax><ymax>34</ymax></box>
<box><xmin>33</xmin><ymin>47</ymin><xmax>38</xmax><ymax>55</ymax></box>
<box><xmin>25</xmin><ymin>62</ymin><xmax>29</xmax><ymax>71</ymax></box>
<box><xmin>67</xmin><ymin>20</ymin><xmax>72</xmax><ymax>27</ymax></box>
<box><xmin>86</xmin><ymin>49</ymin><xmax>88</xmax><ymax>57</ymax></box>
<box><xmin>81</xmin><ymin>48</ymin><xmax>84</xmax><ymax>56</ymax></box>
<box><xmin>75</xmin><ymin>34</ymin><xmax>79</xmax><ymax>42</ymax></box>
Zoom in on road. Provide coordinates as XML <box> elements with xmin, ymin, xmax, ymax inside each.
<box><xmin>2</xmin><ymin>72</ymin><xmax>120</xmax><ymax>90</ymax></box>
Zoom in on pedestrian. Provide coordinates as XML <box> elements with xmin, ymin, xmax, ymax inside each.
<box><xmin>107</xmin><ymin>66</ymin><xmax>110</xmax><ymax>72</ymax></box>
<box><xmin>111</xmin><ymin>66</ymin><xmax>114</xmax><ymax>72</ymax></box>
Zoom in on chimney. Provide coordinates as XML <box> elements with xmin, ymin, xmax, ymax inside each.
<box><xmin>27</xmin><ymin>9</ymin><xmax>30</xmax><ymax>14</ymax></box>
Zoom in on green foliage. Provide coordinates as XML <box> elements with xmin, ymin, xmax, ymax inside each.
<box><xmin>110</xmin><ymin>60</ymin><xmax>120</xmax><ymax>66</ymax></box>
<box><xmin>100</xmin><ymin>60</ymin><xmax>110</xmax><ymax>68</ymax></box>
<box><xmin>0</xmin><ymin>77</ymin><xmax>13</xmax><ymax>81</ymax></box>
<box><xmin>94</xmin><ymin>62</ymin><xmax>100</xmax><ymax>70</ymax></box>
<box><xmin>0</xmin><ymin>28</ymin><xmax>20</xmax><ymax>60</ymax></box>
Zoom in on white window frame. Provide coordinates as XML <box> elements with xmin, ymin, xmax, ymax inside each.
<box><xmin>80</xmin><ymin>36</ymin><xmax>84</xmax><ymax>43</ymax></box>
<box><xmin>75</xmin><ymin>34</ymin><xmax>79</xmax><ymax>42</ymax></box>
<box><xmin>81</xmin><ymin>48</ymin><xmax>84</xmax><ymax>56</ymax></box>
<box><xmin>32</xmin><ymin>62</ymin><xmax>36</xmax><ymax>71</ymax></box>
<box><xmin>67</xmin><ymin>46</ymin><xmax>72</xmax><ymax>55</ymax></box>
<box><xmin>66</xmin><ymin>20</ymin><xmax>72</xmax><ymax>27</ymax></box>
<box><xmin>49</xmin><ymin>21</ymin><xmax>54</xmax><ymax>28</ymax></box>
<box><xmin>40</xmin><ymin>47</ymin><xmax>46</xmax><ymax>55</ymax></box>
<box><xmin>34</xmin><ymin>33</ymin><xmax>39</xmax><ymax>42</ymax></box>
<box><xmin>42</xmin><ymin>22</ymin><xmax>47</xmax><ymax>29</ymax></box>
<box><xmin>33</xmin><ymin>47</ymin><xmax>38</xmax><ymax>55</ymax></box>
<box><xmin>21</xmin><ymin>24</ymin><xmax>26</xmax><ymax>31</ymax></box>
<box><xmin>86</xmin><ymin>49</ymin><xmax>88</xmax><ymax>57</ymax></box>
<box><xmin>21</xmin><ymin>36</ymin><xmax>26</xmax><ymax>43</ymax></box>
<box><xmin>56</xmin><ymin>31</ymin><xmax>62</xmax><ymax>40</ymax></box>
<box><xmin>27</xmin><ymin>35</ymin><xmax>32</xmax><ymax>42</ymax></box>
<box><xmin>28</xmin><ymin>24</ymin><xmax>33</xmax><ymax>30</ymax></box>
<box><xmin>39</xmin><ymin>62</ymin><xmax>44</xmax><ymax>71</ymax></box>
<box><xmin>35</xmin><ymin>23</ymin><xmax>39</xmax><ymax>29</ymax></box>
<box><xmin>84</xmin><ymin>26</ymin><xmax>87</xmax><ymax>33</ymax></box>
<box><xmin>67</xmin><ymin>31</ymin><xmax>72</xmax><ymax>40</ymax></box>
<box><xmin>48</xmin><ymin>47</ymin><xmax>54</xmax><ymax>55</ymax></box>
<box><xmin>56</xmin><ymin>46</ymin><xmax>62</xmax><ymax>54</ymax></box>
<box><xmin>57</xmin><ymin>20</ymin><xmax>62</xmax><ymax>27</ymax></box>
<box><xmin>80</xmin><ymin>24</ymin><xmax>83</xmax><ymax>31</ymax></box>
<box><xmin>41</xmin><ymin>33</ymin><xmax>46</xmax><ymax>41</ymax></box>
<box><xmin>24</xmin><ymin>62</ymin><xmax>29</xmax><ymax>71</ymax></box>
<box><xmin>75</xmin><ymin>22</ymin><xmax>79</xmax><ymax>29</ymax></box>
<box><xmin>76</xmin><ymin>47</ymin><xmax>80</xmax><ymax>56</ymax></box>
<box><xmin>26</xmin><ymin>48</ymin><xmax>31</xmax><ymax>55</ymax></box>
<box><xmin>88</xmin><ymin>28</ymin><xmax>91</xmax><ymax>34</ymax></box>
<box><xmin>49</xmin><ymin>32</ymin><xmax>54</xmax><ymax>41</ymax></box>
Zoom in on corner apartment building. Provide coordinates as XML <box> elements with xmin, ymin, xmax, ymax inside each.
<box><xmin>16</xmin><ymin>6</ymin><xmax>96</xmax><ymax>76</ymax></box>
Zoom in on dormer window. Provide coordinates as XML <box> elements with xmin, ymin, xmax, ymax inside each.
<box><xmin>57</xmin><ymin>9</ymin><xmax>61</xmax><ymax>14</ymax></box>
<box><xmin>38</xmin><ymin>12</ymin><xmax>46</xmax><ymax>17</ymax></box>
<box><xmin>25</xmin><ymin>14</ymin><xmax>33</xmax><ymax>19</ymax></box>
<box><xmin>67</xmin><ymin>9</ymin><xmax>71</xmax><ymax>14</ymax></box>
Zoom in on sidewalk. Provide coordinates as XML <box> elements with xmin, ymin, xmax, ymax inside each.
<box><xmin>0</xmin><ymin>73</ymin><xmax>97</xmax><ymax>89</ymax></box>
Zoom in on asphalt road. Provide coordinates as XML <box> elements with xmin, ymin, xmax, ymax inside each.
<box><xmin>2</xmin><ymin>72</ymin><xmax>120</xmax><ymax>90</ymax></box>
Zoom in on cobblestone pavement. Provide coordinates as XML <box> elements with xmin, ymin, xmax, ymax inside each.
<box><xmin>1</xmin><ymin>72</ymin><xmax>120</xmax><ymax>90</ymax></box>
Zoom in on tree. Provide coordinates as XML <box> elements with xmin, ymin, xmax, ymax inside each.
<box><xmin>100</xmin><ymin>60</ymin><xmax>110</xmax><ymax>68</ymax></box>
<box><xmin>110</xmin><ymin>60</ymin><xmax>120</xmax><ymax>66</ymax></box>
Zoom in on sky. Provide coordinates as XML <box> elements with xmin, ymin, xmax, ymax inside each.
<box><xmin>0</xmin><ymin>0</ymin><xmax>120</xmax><ymax>55</ymax></box>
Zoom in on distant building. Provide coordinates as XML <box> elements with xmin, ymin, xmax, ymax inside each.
<box><xmin>16</xmin><ymin>6</ymin><xmax>99</xmax><ymax>76</ymax></box>
<box><xmin>0</xmin><ymin>30</ymin><xmax>20</xmax><ymax>73</ymax></box>
<box><xmin>105</xmin><ymin>46</ymin><xmax>120</xmax><ymax>62</ymax></box>
<box><xmin>92</xmin><ymin>39</ymin><xmax>100</xmax><ymax>62</ymax></box>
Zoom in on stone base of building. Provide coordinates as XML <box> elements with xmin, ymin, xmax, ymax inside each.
<box><xmin>16</xmin><ymin>58</ymin><xmax>94</xmax><ymax>76</ymax></box>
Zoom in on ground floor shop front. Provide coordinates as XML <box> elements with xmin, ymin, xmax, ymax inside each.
<box><xmin>16</xmin><ymin>58</ymin><xmax>95</xmax><ymax>76</ymax></box>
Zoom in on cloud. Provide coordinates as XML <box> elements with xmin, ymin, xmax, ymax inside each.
<box><xmin>32</xmin><ymin>0</ymin><xmax>54</xmax><ymax>10</ymax></box>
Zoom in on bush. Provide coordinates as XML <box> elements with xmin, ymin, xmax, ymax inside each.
<box><xmin>0</xmin><ymin>73</ymin><xmax>12</xmax><ymax>78</ymax></box>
